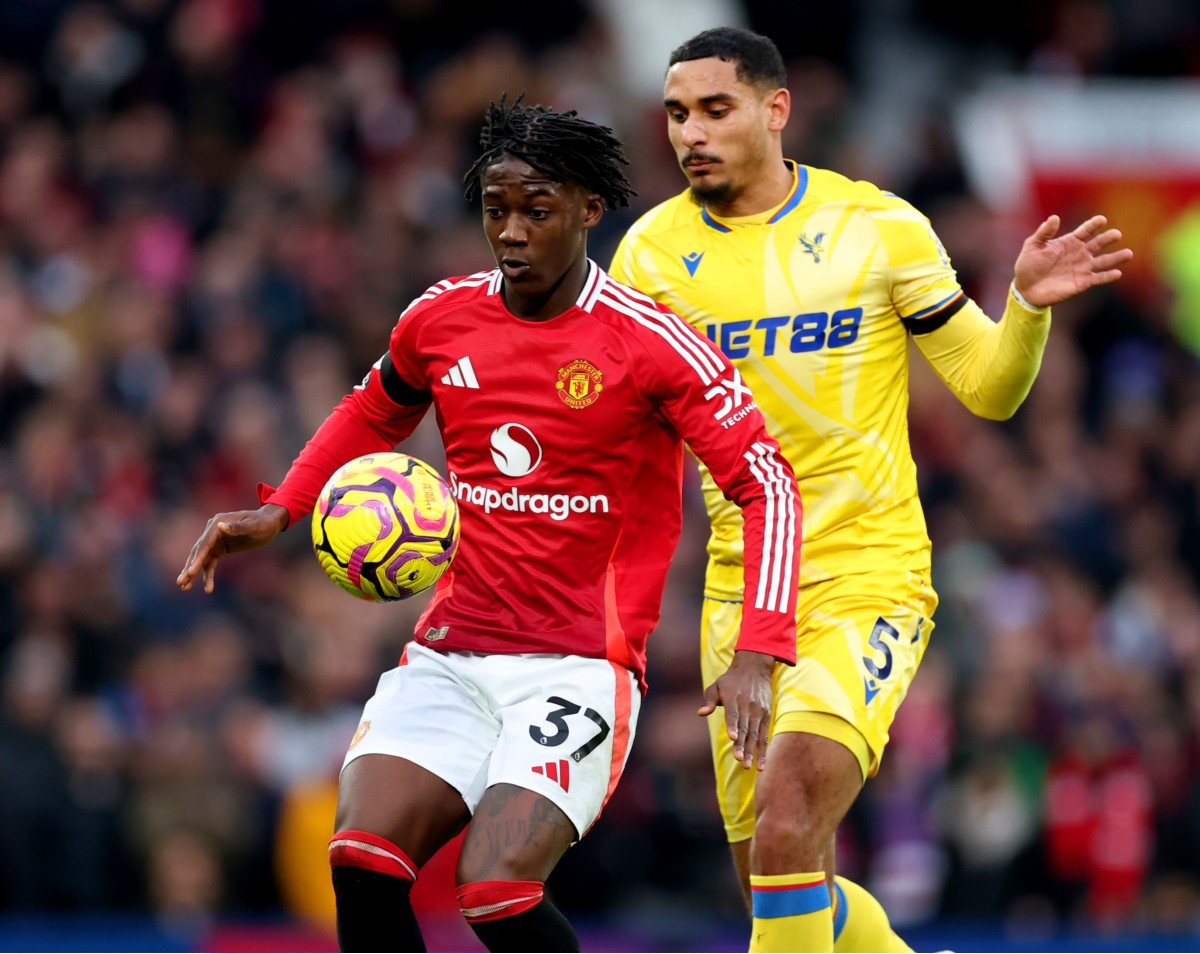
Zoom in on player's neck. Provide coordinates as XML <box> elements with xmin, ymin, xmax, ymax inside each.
<box><xmin>502</xmin><ymin>256</ymin><xmax>590</xmax><ymax>322</ymax></box>
<box><xmin>705</xmin><ymin>157</ymin><xmax>794</xmax><ymax>219</ymax></box>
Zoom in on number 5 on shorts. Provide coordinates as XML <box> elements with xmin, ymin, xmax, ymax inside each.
<box><xmin>863</xmin><ymin>617</ymin><xmax>899</xmax><ymax>681</ymax></box>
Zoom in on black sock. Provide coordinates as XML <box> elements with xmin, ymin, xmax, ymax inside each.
<box><xmin>468</xmin><ymin>898</ymin><xmax>580</xmax><ymax>953</ymax></box>
<box><xmin>331</xmin><ymin>865</ymin><xmax>425</xmax><ymax>952</ymax></box>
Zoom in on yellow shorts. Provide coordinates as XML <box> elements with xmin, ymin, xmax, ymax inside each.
<box><xmin>700</xmin><ymin>568</ymin><xmax>937</xmax><ymax>843</ymax></box>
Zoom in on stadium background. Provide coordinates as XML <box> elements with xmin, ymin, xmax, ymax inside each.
<box><xmin>2</xmin><ymin>0</ymin><xmax>1199</xmax><ymax>950</ymax></box>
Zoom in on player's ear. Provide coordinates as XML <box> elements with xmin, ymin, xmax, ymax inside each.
<box><xmin>582</xmin><ymin>192</ymin><xmax>604</xmax><ymax>231</ymax></box>
<box><xmin>766</xmin><ymin>87</ymin><xmax>790</xmax><ymax>133</ymax></box>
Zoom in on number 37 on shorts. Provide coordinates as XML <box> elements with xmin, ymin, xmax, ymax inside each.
<box><xmin>344</xmin><ymin>644</ymin><xmax>642</xmax><ymax>839</ymax></box>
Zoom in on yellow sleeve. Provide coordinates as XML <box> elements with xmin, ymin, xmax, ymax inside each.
<box><xmin>912</xmin><ymin>289</ymin><xmax>1052</xmax><ymax>420</ymax></box>
<box><xmin>608</xmin><ymin>231</ymin><xmax>636</xmax><ymax>285</ymax></box>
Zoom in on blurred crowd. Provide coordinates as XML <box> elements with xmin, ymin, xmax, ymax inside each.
<box><xmin>3</xmin><ymin>0</ymin><xmax>1200</xmax><ymax>948</ymax></box>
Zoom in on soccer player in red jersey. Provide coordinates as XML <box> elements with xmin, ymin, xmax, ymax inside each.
<box><xmin>177</xmin><ymin>97</ymin><xmax>802</xmax><ymax>953</ymax></box>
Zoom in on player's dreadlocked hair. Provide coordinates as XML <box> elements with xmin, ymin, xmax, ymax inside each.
<box><xmin>463</xmin><ymin>95</ymin><xmax>635</xmax><ymax>210</ymax></box>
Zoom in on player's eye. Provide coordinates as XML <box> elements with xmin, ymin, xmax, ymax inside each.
<box><xmin>529</xmin><ymin>208</ymin><xmax>550</xmax><ymax>220</ymax></box>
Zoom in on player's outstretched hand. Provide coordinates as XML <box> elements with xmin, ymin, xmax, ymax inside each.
<box><xmin>177</xmin><ymin>503</ymin><xmax>290</xmax><ymax>595</ymax></box>
<box><xmin>1013</xmin><ymin>214</ymin><xmax>1134</xmax><ymax>309</ymax></box>
<box><xmin>698</xmin><ymin>649</ymin><xmax>776</xmax><ymax>771</ymax></box>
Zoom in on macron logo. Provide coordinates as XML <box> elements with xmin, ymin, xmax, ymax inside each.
<box><xmin>441</xmin><ymin>356</ymin><xmax>479</xmax><ymax>388</ymax></box>
<box><xmin>682</xmin><ymin>251</ymin><xmax>704</xmax><ymax>277</ymax></box>
<box><xmin>864</xmin><ymin>676</ymin><xmax>881</xmax><ymax>706</ymax></box>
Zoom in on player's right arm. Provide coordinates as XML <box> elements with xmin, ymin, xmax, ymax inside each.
<box><xmin>608</xmin><ymin>212</ymin><xmax>661</xmax><ymax>292</ymax></box>
<box><xmin>176</xmin><ymin>503</ymin><xmax>290</xmax><ymax>594</ymax></box>
<box><xmin>608</xmin><ymin>230</ymin><xmax>637</xmax><ymax>286</ymax></box>
<box><xmin>178</xmin><ymin>296</ymin><xmax>436</xmax><ymax>594</ymax></box>
<box><xmin>257</xmin><ymin>351</ymin><xmax>431</xmax><ymax>526</ymax></box>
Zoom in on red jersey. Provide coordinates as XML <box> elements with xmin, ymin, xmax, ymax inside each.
<box><xmin>261</xmin><ymin>263</ymin><xmax>800</xmax><ymax>686</ymax></box>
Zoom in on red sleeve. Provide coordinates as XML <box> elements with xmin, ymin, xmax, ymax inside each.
<box><xmin>260</xmin><ymin>306</ymin><xmax>432</xmax><ymax>527</ymax></box>
<box><xmin>643</xmin><ymin>305</ymin><xmax>801</xmax><ymax>665</ymax></box>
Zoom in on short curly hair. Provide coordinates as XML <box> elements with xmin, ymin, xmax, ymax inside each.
<box><xmin>669</xmin><ymin>26</ymin><xmax>787</xmax><ymax>90</ymax></box>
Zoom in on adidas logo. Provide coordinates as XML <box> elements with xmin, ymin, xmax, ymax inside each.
<box><xmin>532</xmin><ymin>759</ymin><xmax>571</xmax><ymax>792</ymax></box>
<box><xmin>441</xmin><ymin>356</ymin><xmax>479</xmax><ymax>388</ymax></box>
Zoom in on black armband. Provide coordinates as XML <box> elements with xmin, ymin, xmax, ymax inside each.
<box><xmin>901</xmin><ymin>293</ymin><xmax>967</xmax><ymax>335</ymax></box>
<box><xmin>379</xmin><ymin>353</ymin><xmax>432</xmax><ymax>406</ymax></box>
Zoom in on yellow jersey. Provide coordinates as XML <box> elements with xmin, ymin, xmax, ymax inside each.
<box><xmin>610</xmin><ymin>160</ymin><xmax>969</xmax><ymax>596</ymax></box>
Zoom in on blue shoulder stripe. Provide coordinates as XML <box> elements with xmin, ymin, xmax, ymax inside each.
<box><xmin>700</xmin><ymin>206</ymin><xmax>732</xmax><ymax>233</ymax></box>
<box><xmin>767</xmin><ymin>165</ymin><xmax>807</xmax><ymax>223</ymax></box>
<box><xmin>700</xmin><ymin>161</ymin><xmax>806</xmax><ymax>231</ymax></box>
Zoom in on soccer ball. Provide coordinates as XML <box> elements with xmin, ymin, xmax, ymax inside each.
<box><xmin>311</xmin><ymin>452</ymin><xmax>460</xmax><ymax>602</ymax></box>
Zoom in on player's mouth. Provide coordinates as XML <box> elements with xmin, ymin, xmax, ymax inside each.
<box><xmin>683</xmin><ymin>153</ymin><xmax>720</xmax><ymax>174</ymax></box>
<box><xmin>500</xmin><ymin>258</ymin><xmax>531</xmax><ymax>279</ymax></box>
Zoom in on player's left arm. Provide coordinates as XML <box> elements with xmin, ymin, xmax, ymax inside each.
<box><xmin>638</xmin><ymin>302</ymin><xmax>802</xmax><ymax>769</ymax></box>
<box><xmin>901</xmin><ymin>213</ymin><xmax>1131</xmax><ymax>420</ymax></box>
<box><xmin>652</xmin><ymin>354</ymin><xmax>800</xmax><ymax>665</ymax></box>
<box><xmin>909</xmin><ymin>291</ymin><xmax>1052</xmax><ymax>421</ymax></box>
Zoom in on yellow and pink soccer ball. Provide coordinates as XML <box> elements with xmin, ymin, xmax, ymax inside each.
<box><xmin>311</xmin><ymin>452</ymin><xmax>460</xmax><ymax>602</ymax></box>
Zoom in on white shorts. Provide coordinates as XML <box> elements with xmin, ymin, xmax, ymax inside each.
<box><xmin>343</xmin><ymin>642</ymin><xmax>641</xmax><ymax>840</ymax></box>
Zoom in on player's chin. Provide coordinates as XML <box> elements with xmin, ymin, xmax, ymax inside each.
<box><xmin>501</xmin><ymin>267</ymin><xmax>552</xmax><ymax>297</ymax></box>
<box><xmin>688</xmin><ymin>177</ymin><xmax>733</xmax><ymax>205</ymax></box>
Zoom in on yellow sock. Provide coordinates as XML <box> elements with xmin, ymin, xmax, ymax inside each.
<box><xmin>749</xmin><ymin>871</ymin><xmax>833</xmax><ymax>953</ymax></box>
<box><xmin>832</xmin><ymin>876</ymin><xmax>912</xmax><ymax>953</ymax></box>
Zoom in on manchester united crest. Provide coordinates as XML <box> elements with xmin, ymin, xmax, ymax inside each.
<box><xmin>348</xmin><ymin>719</ymin><xmax>371</xmax><ymax>751</ymax></box>
<box><xmin>556</xmin><ymin>359</ymin><xmax>604</xmax><ymax>409</ymax></box>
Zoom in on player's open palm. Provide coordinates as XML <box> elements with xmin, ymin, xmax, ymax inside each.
<box><xmin>177</xmin><ymin>504</ymin><xmax>289</xmax><ymax>594</ymax></box>
<box><xmin>698</xmin><ymin>649</ymin><xmax>776</xmax><ymax>771</ymax></box>
<box><xmin>1013</xmin><ymin>214</ymin><xmax>1134</xmax><ymax>309</ymax></box>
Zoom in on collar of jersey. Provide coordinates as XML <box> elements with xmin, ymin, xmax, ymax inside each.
<box><xmin>699</xmin><ymin>159</ymin><xmax>806</xmax><ymax>233</ymax></box>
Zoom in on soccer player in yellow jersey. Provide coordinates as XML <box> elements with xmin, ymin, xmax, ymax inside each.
<box><xmin>609</xmin><ymin>25</ymin><xmax>1133</xmax><ymax>954</ymax></box>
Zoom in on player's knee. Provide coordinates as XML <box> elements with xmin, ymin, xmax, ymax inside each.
<box><xmin>329</xmin><ymin>830</ymin><xmax>426</xmax><ymax>951</ymax></box>
<box><xmin>457</xmin><ymin>879</ymin><xmax>544</xmax><ymax>924</ymax></box>
<box><xmin>459</xmin><ymin>880</ymin><xmax>580</xmax><ymax>952</ymax></box>
<box><xmin>753</xmin><ymin>805</ymin><xmax>830</xmax><ymax>866</ymax></box>
<box><xmin>328</xmin><ymin>828</ymin><xmax>418</xmax><ymax>883</ymax></box>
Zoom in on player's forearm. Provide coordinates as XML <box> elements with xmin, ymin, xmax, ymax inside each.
<box><xmin>729</xmin><ymin>446</ymin><xmax>801</xmax><ymax>666</ymax></box>
<box><xmin>914</xmin><ymin>291</ymin><xmax>1052</xmax><ymax>420</ymax></box>
<box><xmin>260</xmin><ymin>389</ymin><xmax>424</xmax><ymax>526</ymax></box>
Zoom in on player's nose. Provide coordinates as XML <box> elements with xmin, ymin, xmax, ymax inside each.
<box><xmin>499</xmin><ymin>215</ymin><xmax>528</xmax><ymax>245</ymax></box>
<box><xmin>681</xmin><ymin>115</ymin><xmax>707</xmax><ymax>146</ymax></box>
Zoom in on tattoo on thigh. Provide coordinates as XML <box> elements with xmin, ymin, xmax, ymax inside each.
<box><xmin>470</xmin><ymin>784</ymin><xmax>574</xmax><ymax>869</ymax></box>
